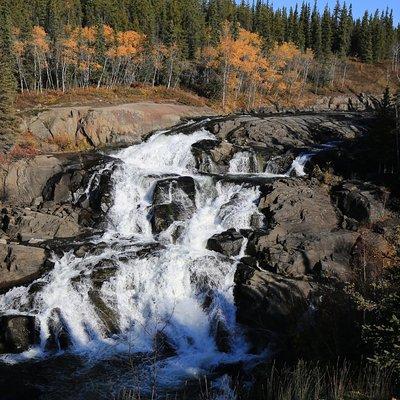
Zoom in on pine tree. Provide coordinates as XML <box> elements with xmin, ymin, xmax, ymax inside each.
<box><xmin>0</xmin><ymin>0</ymin><xmax>18</xmax><ymax>149</ymax></box>
<box><xmin>321</xmin><ymin>6</ymin><xmax>332</xmax><ymax>57</ymax></box>
<box><xmin>360</xmin><ymin>11</ymin><xmax>373</xmax><ymax>63</ymax></box>
<box><xmin>310</xmin><ymin>2</ymin><xmax>322</xmax><ymax>58</ymax></box>
<box><xmin>299</xmin><ymin>2</ymin><xmax>311</xmax><ymax>50</ymax></box>
<box><xmin>336</xmin><ymin>3</ymin><xmax>351</xmax><ymax>58</ymax></box>
<box><xmin>129</xmin><ymin>0</ymin><xmax>156</xmax><ymax>40</ymax></box>
<box><xmin>237</xmin><ymin>0</ymin><xmax>252</xmax><ymax>31</ymax></box>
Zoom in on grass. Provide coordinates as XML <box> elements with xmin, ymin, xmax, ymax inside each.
<box><xmin>246</xmin><ymin>360</ymin><xmax>395</xmax><ymax>400</ymax></box>
<box><xmin>15</xmin><ymin>85</ymin><xmax>210</xmax><ymax>112</ymax></box>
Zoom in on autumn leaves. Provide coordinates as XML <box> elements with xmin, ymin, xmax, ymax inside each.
<box><xmin>204</xmin><ymin>22</ymin><xmax>314</xmax><ymax>109</ymax></box>
<box><xmin>10</xmin><ymin>22</ymin><xmax>315</xmax><ymax>110</ymax></box>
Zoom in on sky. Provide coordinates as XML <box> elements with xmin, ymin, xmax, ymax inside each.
<box><xmin>269</xmin><ymin>0</ymin><xmax>400</xmax><ymax>24</ymax></box>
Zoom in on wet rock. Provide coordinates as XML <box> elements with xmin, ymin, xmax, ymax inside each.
<box><xmin>191</xmin><ymin>139</ymin><xmax>234</xmax><ymax>173</ymax></box>
<box><xmin>88</xmin><ymin>170</ymin><xmax>114</xmax><ymax>215</ymax></box>
<box><xmin>207</xmin><ymin>113</ymin><xmax>370</xmax><ymax>153</ymax></box>
<box><xmin>151</xmin><ymin>176</ymin><xmax>196</xmax><ymax>233</ymax></box>
<box><xmin>153</xmin><ymin>331</ymin><xmax>177</xmax><ymax>358</ymax></box>
<box><xmin>45</xmin><ymin>308</ymin><xmax>72</xmax><ymax>351</ymax></box>
<box><xmin>206</xmin><ymin>229</ymin><xmax>245</xmax><ymax>257</ymax></box>
<box><xmin>90</xmin><ymin>261</ymin><xmax>118</xmax><ymax>289</ymax></box>
<box><xmin>214</xmin><ymin>320</ymin><xmax>231</xmax><ymax>353</ymax></box>
<box><xmin>234</xmin><ymin>264</ymin><xmax>314</xmax><ymax>351</ymax></box>
<box><xmin>88</xmin><ymin>290</ymin><xmax>119</xmax><ymax>336</ymax></box>
<box><xmin>0</xmin><ymin>315</ymin><xmax>40</xmax><ymax>353</ymax></box>
<box><xmin>0</xmin><ymin>243</ymin><xmax>52</xmax><ymax>292</ymax></box>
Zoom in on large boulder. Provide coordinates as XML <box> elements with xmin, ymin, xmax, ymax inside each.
<box><xmin>206</xmin><ymin>113</ymin><xmax>370</xmax><ymax>151</ymax></box>
<box><xmin>151</xmin><ymin>176</ymin><xmax>196</xmax><ymax>233</ymax></box>
<box><xmin>0</xmin><ymin>243</ymin><xmax>51</xmax><ymax>291</ymax></box>
<box><xmin>332</xmin><ymin>181</ymin><xmax>389</xmax><ymax>226</ymax></box>
<box><xmin>2</xmin><ymin>156</ymin><xmax>63</xmax><ymax>206</ymax></box>
<box><xmin>45</xmin><ymin>308</ymin><xmax>72</xmax><ymax>351</ymax></box>
<box><xmin>0</xmin><ymin>315</ymin><xmax>40</xmax><ymax>353</ymax></box>
<box><xmin>206</xmin><ymin>229</ymin><xmax>245</xmax><ymax>257</ymax></box>
<box><xmin>234</xmin><ymin>263</ymin><xmax>315</xmax><ymax>351</ymax></box>
<box><xmin>191</xmin><ymin>139</ymin><xmax>235</xmax><ymax>174</ymax></box>
<box><xmin>247</xmin><ymin>178</ymin><xmax>359</xmax><ymax>278</ymax></box>
<box><xmin>5</xmin><ymin>207</ymin><xmax>81</xmax><ymax>241</ymax></box>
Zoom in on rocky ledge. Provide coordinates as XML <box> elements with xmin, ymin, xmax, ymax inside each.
<box><xmin>0</xmin><ymin>108</ymin><xmax>398</xmax><ymax>358</ymax></box>
<box><xmin>21</xmin><ymin>102</ymin><xmax>215</xmax><ymax>151</ymax></box>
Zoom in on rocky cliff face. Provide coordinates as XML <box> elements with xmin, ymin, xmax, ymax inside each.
<box><xmin>20</xmin><ymin>102</ymin><xmax>215</xmax><ymax>151</ymax></box>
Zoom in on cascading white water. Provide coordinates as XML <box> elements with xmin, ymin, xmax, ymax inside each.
<box><xmin>286</xmin><ymin>154</ymin><xmax>312</xmax><ymax>177</ymax></box>
<box><xmin>229</xmin><ymin>151</ymin><xmax>256</xmax><ymax>174</ymax></box>
<box><xmin>0</xmin><ymin>125</ymin><xmax>263</xmax><ymax>393</ymax></box>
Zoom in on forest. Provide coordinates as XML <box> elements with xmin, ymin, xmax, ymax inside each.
<box><xmin>0</xmin><ymin>0</ymin><xmax>399</xmax><ymax>112</ymax></box>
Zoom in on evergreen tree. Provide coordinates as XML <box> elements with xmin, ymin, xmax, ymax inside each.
<box><xmin>129</xmin><ymin>0</ymin><xmax>156</xmax><ymax>40</ymax></box>
<box><xmin>336</xmin><ymin>3</ymin><xmax>351</xmax><ymax>58</ymax></box>
<box><xmin>360</xmin><ymin>11</ymin><xmax>373</xmax><ymax>63</ymax></box>
<box><xmin>321</xmin><ymin>6</ymin><xmax>332</xmax><ymax>57</ymax></box>
<box><xmin>299</xmin><ymin>2</ymin><xmax>311</xmax><ymax>50</ymax></box>
<box><xmin>310</xmin><ymin>2</ymin><xmax>322</xmax><ymax>58</ymax></box>
<box><xmin>237</xmin><ymin>0</ymin><xmax>252</xmax><ymax>31</ymax></box>
<box><xmin>0</xmin><ymin>0</ymin><xmax>18</xmax><ymax>148</ymax></box>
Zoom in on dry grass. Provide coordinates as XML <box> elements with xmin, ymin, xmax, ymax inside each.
<box><xmin>45</xmin><ymin>133</ymin><xmax>92</xmax><ymax>152</ymax></box>
<box><xmin>15</xmin><ymin>85</ymin><xmax>209</xmax><ymax>112</ymax></box>
<box><xmin>0</xmin><ymin>131</ymin><xmax>41</xmax><ymax>165</ymax></box>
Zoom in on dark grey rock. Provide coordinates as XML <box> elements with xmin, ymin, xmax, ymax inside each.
<box><xmin>0</xmin><ymin>315</ymin><xmax>40</xmax><ymax>353</ymax></box>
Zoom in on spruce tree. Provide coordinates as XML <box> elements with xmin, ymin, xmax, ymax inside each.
<box><xmin>360</xmin><ymin>11</ymin><xmax>373</xmax><ymax>63</ymax></box>
<box><xmin>311</xmin><ymin>2</ymin><xmax>322</xmax><ymax>58</ymax></box>
<box><xmin>321</xmin><ymin>6</ymin><xmax>332</xmax><ymax>57</ymax></box>
<box><xmin>0</xmin><ymin>0</ymin><xmax>18</xmax><ymax>150</ymax></box>
<box><xmin>337</xmin><ymin>3</ymin><xmax>351</xmax><ymax>58</ymax></box>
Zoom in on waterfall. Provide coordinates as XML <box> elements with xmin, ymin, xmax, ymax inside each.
<box><xmin>0</xmin><ymin>125</ymin><xmax>262</xmax><ymax>393</ymax></box>
<box><xmin>286</xmin><ymin>154</ymin><xmax>312</xmax><ymax>177</ymax></box>
<box><xmin>229</xmin><ymin>151</ymin><xmax>256</xmax><ymax>174</ymax></box>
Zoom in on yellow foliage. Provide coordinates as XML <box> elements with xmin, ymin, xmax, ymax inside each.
<box><xmin>32</xmin><ymin>26</ymin><xmax>49</xmax><ymax>54</ymax></box>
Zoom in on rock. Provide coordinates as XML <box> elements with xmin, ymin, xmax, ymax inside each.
<box><xmin>6</xmin><ymin>207</ymin><xmax>81</xmax><ymax>241</ymax></box>
<box><xmin>45</xmin><ymin>308</ymin><xmax>72</xmax><ymax>351</ymax></box>
<box><xmin>151</xmin><ymin>176</ymin><xmax>196</xmax><ymax>233</ymax></box>
<box><xmin>214</xmin><ymin>320</ymin><xmax>231</xmax><ymax>353</ymax></box>
<box><xmin>234</xmin><ymin>264</ymin><xmax>314</xmax><ymax>351</ymax></box>
<box><xmin>86</xmin><ymin>169</ymin><xmax>114</xmax><ymax>217</ymax></box>
<box><xmin>191</xmin><ymin>139</ymin><xmax>234</xmax><ymax>174</ymax></box>
<box><xmin>350</xmin><ymin>231</ymin><xmax>396</xmax><ymax>279</ymax></box>
<box><xmin>89</xmin><ymin>289</ymin><xmax>120</xmax><ymax>336</ymax></box>
<box><xmin>2</xmin><ymin>156</ymin><xmax>63</xmax><ymax>206</ymax></box>
<box><xmin>247</xmin><ymin>179</ymin><xmax>360</xmax><ymax>277</ymax></box>
<box><xmin>207</xmin><ymin>114</ymin><xmax>370</xmax><ymax>153</ymax></box>
<box><xmin>206</xmin><ymin>229</ymin><xmax>245</xmax><ymax>257</ymax></box>
<box><xmin>0</xmin><ymin>315</ymin><xmax>40</xmax><ymax>353</ymax></box>
<box><xmin>0</xmin><ymin>243</ymin><xmax>51</xmax><ymax>291</ymax></box>
<box><xmin>21</xmin><ymin>103</ymin><xmax>215</xmax><ymax>150</ymax></box>
<box><xmin>153</xmin><ymin>331</ymin><xmax>177</xmax><ymax>358</ymax></box>
<box><xmin>332</xmin><ymin>181</ymin><xmax>389</xmax><ymax>225</ymax></box>
<box><xmin>53</xmin><ymin>174</ymin><xmax>73</xmax><ymax>203</ymax></box>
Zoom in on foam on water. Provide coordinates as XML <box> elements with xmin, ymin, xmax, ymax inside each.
<box><xmin>0</xmin><ymin>125</ymin><xmax>263</xmax><ymax>392</ymax></box>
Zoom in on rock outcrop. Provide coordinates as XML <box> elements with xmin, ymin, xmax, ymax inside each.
<box><xmin>151</xmin><ymin>176</ymin><xmax>196</xmax><ymax>234</ymax></box>
<box><xmin>21</xmin><ymin>102</ymin><xmax>214</xmax><ymax>151</ymax></box>
<box><xmin>234</xmin><ymin>263</ymin><xmax>315</xmax><ymax>351</ymax></box>
<box><xmin>0</xmin><ymin>243</ymin><xmax>51</xmax><ymax>292</ymax></box>
<box><xmin>0</xmin><ymin>315</ymin><xmax>40</xmax><ymax>353</ymax></box>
